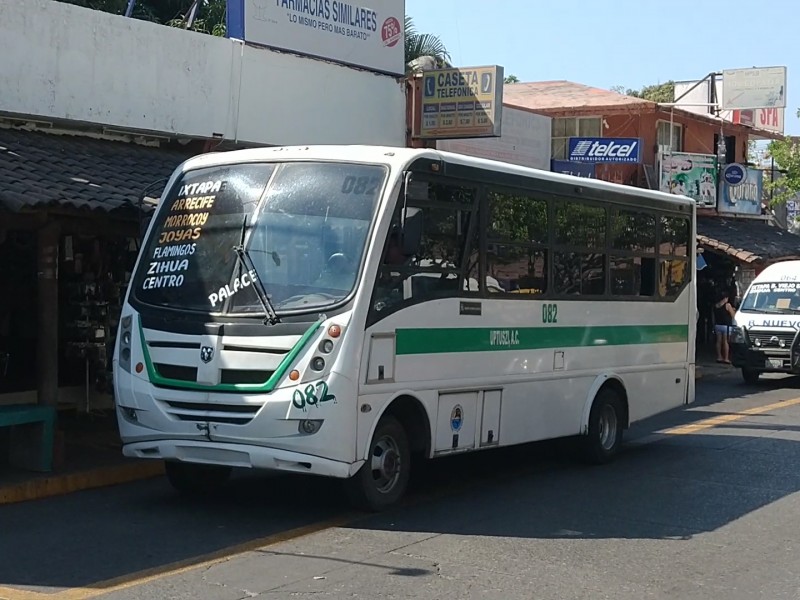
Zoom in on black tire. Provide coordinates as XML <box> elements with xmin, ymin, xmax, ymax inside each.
<box><xmin>578</xmin><ymin>388</ymin><xmax>624</xmax><ymax>465</ymax></box>
<box><xmin>164</xmin><ymin>461</ymin><xmax>232</xmax><ymax>496</ymax></box>
<box><xmin>742</xmin><ymin>369</ymin><xmax>761</xmax><ymax>384</ymax></box>
<box><xmin>345</xmin><ymin>416</ymin><xmax>410</xmax><ymax>512</ymax></box>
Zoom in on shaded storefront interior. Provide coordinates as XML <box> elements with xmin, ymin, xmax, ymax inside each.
<box><xmin>696</xmin><ymin>216</ymin><xmax>800</xmax><ymax>349</ymax></box>
<box><xmin>0</xmin><ymin>128</ymin><xmax>193</xmax><ymax>414</ymax></box>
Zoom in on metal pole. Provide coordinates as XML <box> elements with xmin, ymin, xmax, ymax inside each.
<box><xmin>124</xmin><ymin>0</ymin><xmax>136</xmax><ymax>17</ymax></box>
<box><xmin>672</xmin><ymin>72</ymin><xmax>720</xmax><ymax>104</ymax></box>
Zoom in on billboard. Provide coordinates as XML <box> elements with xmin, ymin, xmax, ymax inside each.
<box><xmin>226</xmin><ymin>0</ymin><xmax>405</xmax><ymax>76</ymax></box>
<box><xmin>419</xmin><ymin>66</ymin><xmax>504</xmax><ymax>139</ymax></box>
<box><xmin>722</xmin><ymin>67</ymin><xmax>787</xmax><ymax>110</ymax></box>
<box><xmin>659</xmin><ymin>152</ymin><xmax>718</xmax><ymax>208</ymax></box>
<box><xmin>567</xmin><ymin>137</ymin><xmax>642</xmax><ymax>164</ymax></box>
<box><xmin>718</xmin><ymin>167</ymin><xmax>764</xmax><ymax>215</ymax></box>
<box><xmin>551</xmin><ymin>160</ymin><xmax>595</xmax><ymax>178</ymax></box>
<box><xmin>436</xmin><ymin>107</ymin><xmax>550</xmax><ymax>170</ymax></box>
<box><xmin>733</xmin><ymin>108</ymin><xmax>785</xmax><ymax>134</ymax></box>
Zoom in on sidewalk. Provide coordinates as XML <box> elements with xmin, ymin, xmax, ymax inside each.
<box><xmin>0</xmin><ymin>410</ymin><xmax>163</xmax><ymax>505</ymax></box>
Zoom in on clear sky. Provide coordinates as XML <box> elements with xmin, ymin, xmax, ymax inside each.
<box><xmin>405</xmin><ymin>0</ymin><xmax>798</xmax><ymax>136</ymax></box>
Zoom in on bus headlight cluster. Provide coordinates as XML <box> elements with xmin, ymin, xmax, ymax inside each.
<box><xmin>306</xmin><ymin>323</ymin><xmax>344</xmax><ymax>375</ymax></box>
<box><xmin>119</xmin><ymin>315</ymin><xmax>133</xmax><ymax>373</ymax></box>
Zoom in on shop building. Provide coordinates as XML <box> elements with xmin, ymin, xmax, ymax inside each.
<box><xmin>0</xmin><ymin>127</ymin><xmax>195</xmax><ymax>408</ymax></box>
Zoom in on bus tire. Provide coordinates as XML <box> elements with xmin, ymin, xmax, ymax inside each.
<box><xmin>346</xmin><ymin>416</ymin><xmax>410</xmax><ymax>512</ymax></box>
<box><xmin>579</xmin><ymin>388</ymin><xmax>624</xmax><ymax>465</ymax></box>
<box><xmin>742</xmin><ymin>369</ymin><xmax>761</xmax><ymax>384</ymax></box>
<box><xmin>164</xmin><ymin>461</ymin><xmax>232</xmax><ymax>496</ymax></box>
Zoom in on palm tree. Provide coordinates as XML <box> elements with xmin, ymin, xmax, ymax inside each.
<box><xmin>404</xmin><ymin>16</ymin><xmax>450</xmax><ymax>73</ymax></box>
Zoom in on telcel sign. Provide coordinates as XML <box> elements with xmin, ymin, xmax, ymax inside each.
<box><xmin>568</xmin><ymin>138</ymin><xmax>642</xmax><ymax>164</ymax></box>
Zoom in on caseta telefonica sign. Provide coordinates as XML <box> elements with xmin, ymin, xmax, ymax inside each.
<box><xmin>567</xmin><ymin>137</ymin><xmax>642</xmax><ymax>163</ymax></box>
<box><xmin>226</xmin><ymin>0</ymin><xmax>405</xmax><ymax>75</ymax></box>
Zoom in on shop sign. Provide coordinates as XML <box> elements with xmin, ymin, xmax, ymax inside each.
<box><xmin>567</xmin><ymin>138</ymin><xmax>642</xmax><ymax>164</ymax></box>
<box><xmin>718</xmin><ymin>167</ymin><xmax>763</xmax><ymax>216</ymax></box>
<box><xmin>551</xmin><ymin>159</ymin><xmax>595</xmax><ymax>178</ymax></box>
<box><xmin>722</xmin><ymin>66</ymin><xmax>787</xmax><ymax>110</ymax></box>
<box><xmin>226</xmin><ymin>0</ymin><xmax>405</xmax><ymax>76</ymax></box>
<box><xmin>659</xmin><ymin>151</ymin><xmax>718</xmax><ymax>208</ymax></box>
<box><xmin>723</xmin><ymin>163</ymin><xmax>747</xmax><ymax>186</ymax></box>
<box><xmin>418</xmin><ymin>65</ymin><xmax>504</xmax><ymax>139</ymax></box>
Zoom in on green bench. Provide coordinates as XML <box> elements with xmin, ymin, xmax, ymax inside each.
<box><xmin>0</xmin><ymin>404</ymin><xmax>56</xmax><ymax>472</ymax></box>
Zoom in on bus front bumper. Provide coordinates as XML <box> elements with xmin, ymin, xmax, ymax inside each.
<box><xmin>122</xmin><ymin>439</ymin><xmax>363</xmax><ymax>479</ymax></box>
<box><xmin>731</xmin><ymin>344</ymin><xmax>800</xmax><ymax>373</ymax></box>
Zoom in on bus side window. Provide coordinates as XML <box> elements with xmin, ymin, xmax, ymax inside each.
<box><xmin>369</xmin><ymin>180</ymin><xmax>478</xmax><ymax>319</ymax></box>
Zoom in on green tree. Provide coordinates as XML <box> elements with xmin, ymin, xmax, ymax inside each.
<box><xmin>54</xmin><ymin>0</ymin><xmax>226</xmax><ymax>35</ymax></box>
<box><xmin>611</xmin><ymin>81</ymin><xmax>675</xmax><ymax>103</ymax></box>
<box><xmin>504</xmin><ymin>75</ymin><xmax>520</xmax><ymax>84</ymax></box>
<box><xmin>766</xmin><ymin>129</ymin><xmax>800</xmax><ymax>205</ymax></box>
<box><xmin>404</xmin><ymin>15</ymin><xmax>450</xmax><ymax>71</ymax></box>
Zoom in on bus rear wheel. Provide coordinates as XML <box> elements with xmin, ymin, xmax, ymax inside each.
<box><xmin>346</xmin><ymin>416</ymin><xmax>410</xmax><ymax>512</ymax></box>
<box><xmin>164</xmin><ymin>461</ymin><xmax>232</xmax><ymax>496</ymax></box>
<box><xmin>579</xmin><ymin>388</ymin><xmax>624</xmax><ymax>465</ymax></box>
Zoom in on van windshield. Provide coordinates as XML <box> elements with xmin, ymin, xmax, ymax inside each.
<box><xmin>132</xmin><ymin>161</ymin><xmax>387</xmax><ymax>315</ymax></box>
<box><xmin>740</xmin><ymin>281</ymin><xmax>800</xmax><ymax>314</ymax></box>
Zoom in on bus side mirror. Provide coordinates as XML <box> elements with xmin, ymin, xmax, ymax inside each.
<box><xmin>401</xmin><ymin>207</ymin><xmax>423</xmax><ymax>255</ymax></box>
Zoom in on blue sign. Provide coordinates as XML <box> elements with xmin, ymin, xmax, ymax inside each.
<box><xmin>568</xmin><ymin>137</ymin><xmax>642</xmax><ymax>164</ymax></box>
<box><xmin>551</xmin><ymin>160</ymin><xmax>595</xmax><ymax>178</ymax></box>
<box><xmin>718</xmin><ymin>167</ymin><xmax>763</xmax><ymax>215</ymax></box>
<box><xmin>723</xmin><ymin>163</ymin><xmax>747</xmax><ymax>186</ymax></box>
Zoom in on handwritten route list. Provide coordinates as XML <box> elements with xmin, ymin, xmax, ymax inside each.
<box><xmin>141</xmin><ymin>179</ymin><xmax>221</xmax><ymax>291</ymax></box>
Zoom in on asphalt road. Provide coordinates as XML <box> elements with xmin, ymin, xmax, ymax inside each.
<box><xmin>4</xmin><ymin>370</ymin><xmax>800</xmax><ymax>599</ymax></box>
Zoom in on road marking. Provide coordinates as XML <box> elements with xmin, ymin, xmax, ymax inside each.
<box><xmin>663</xmin><ymin>395</ymin><xmax>800</xmax><ymax>436</ymax></box>
<box><xmin>46</xmin><ymin>514</ymin><xmax>357</xmax><ymax>600</ymax></box>
<box><xmin>0</xmin><ymin>586</ymin><xmax>48</xmax><ymax>600</ymax></box>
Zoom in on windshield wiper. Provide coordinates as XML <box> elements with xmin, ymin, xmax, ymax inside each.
<box><xmin>233</xmin><ymin>215</ymin><xmax>280</xmax><ymax>325</ymax></box>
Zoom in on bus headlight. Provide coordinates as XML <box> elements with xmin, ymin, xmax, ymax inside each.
<box><xmin>731</xmin><ymin>326</ymin><xmax>745</xmax><ymax>344</ymax></box>
<box><xmin>118</xmin><ymin>315</ymin><xmax>133</xmax><ymax>373</ymax></box>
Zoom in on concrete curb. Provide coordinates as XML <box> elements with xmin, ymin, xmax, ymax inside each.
<box><xmin>0</xmin><ymin>461</ymin><xmax>165</xmax><ymax>505</ymax></box>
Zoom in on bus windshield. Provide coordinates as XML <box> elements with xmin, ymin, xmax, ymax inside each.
<box><xmin>132</xmin><ymin>161</ymin><xmax>387</xmax><ymax>315</ymax></box>
<box><xmin>740</xmin><ymin>281</ymin><xmax>800</xmax><ymax>314</ymax></box>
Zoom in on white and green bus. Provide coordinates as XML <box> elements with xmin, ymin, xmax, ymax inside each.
<box><xmin>113</xmin><ymin>145</ymin><xmax>696</xmax><ymax>511</ymax></box>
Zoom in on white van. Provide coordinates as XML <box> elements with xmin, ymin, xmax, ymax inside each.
<box><xmin>731</xmin><ymin>261</ymin><xmax>800</xmax><ymax>383</ymax></box>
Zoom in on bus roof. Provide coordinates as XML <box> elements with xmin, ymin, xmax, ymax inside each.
<box><xmin>752</xmin><ymin>260</ymin><xmax>800</xmax><ymax>283</ymax></box>
<box><xmin>177</xmin><ymin>144</ymin><xmax>694</xmax><ymax>208</ymax></box>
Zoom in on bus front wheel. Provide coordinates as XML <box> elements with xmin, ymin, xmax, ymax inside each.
<box><xmin>742</xmin><ymin>369</ymin><xmax>761</xmax><ymax>384</ymax></box>
<box><xmin>164</xmin><ymin>461</ymin><xmax>232</xmax><ymax>496</ymax></box>
<box><xmin>579</xmin><ymin>388</ymin><xmax>624</xmax><ymax>465</ymax></box>
<box><xmin>346</xmin><ymin>415</ymin><xmax>410</xmax><ymax>512</ymax></box>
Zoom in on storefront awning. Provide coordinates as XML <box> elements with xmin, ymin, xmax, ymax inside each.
<box><xmin>0</xmin><ymin>128</ymin><xmax>192</xmax><ymax>214</ymax></box>
<box><xmin>697</xmin><ymin>216</ymin><xmax>800</xmax><ymax>264</ymax></box>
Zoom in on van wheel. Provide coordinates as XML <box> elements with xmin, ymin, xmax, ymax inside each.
<box><xmin>164</xmin><ymin>461</ymin><xmax>232</xmax><ymax>495</ymax></box>
<box><xmin>579</xmin><ymin>388</ymin><xmax>624</xmax><ymax>465</ymax></box>
<box><xmin>346</xmin><ymin>416</ymin><xmax>410</xmax><ymax>512</ymax></box>
<box><xmin>742</xmin><ymin>369</ymin><xmax>761</xmax><ymax>384</ymax></box>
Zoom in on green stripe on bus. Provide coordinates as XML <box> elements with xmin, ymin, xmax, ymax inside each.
<box><xmin>395</xmin><ymin>324</ymin><xmax>688</xmax><ymax>355</ymax></box>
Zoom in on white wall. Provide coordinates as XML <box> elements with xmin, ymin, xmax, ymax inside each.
<box><xmin>0</xmin><ymin>0</ymin><xmax>405</xmax><ymax>147</ymax></box>
<box><xmin>436</xmin><ymin>107</ymin><xmax>552</xmax><ymax>171</ymax></box>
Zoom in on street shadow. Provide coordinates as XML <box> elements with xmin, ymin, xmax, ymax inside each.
<box><xmin>3</xmin><ymin>374</ymin><xmax>800</xmax><ymax>591</ymax></box>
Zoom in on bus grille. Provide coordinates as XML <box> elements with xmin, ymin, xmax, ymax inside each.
<box><xmin>159</xmin><ymin>399</ymin><xmax>263</xmax><ymax>425</ymax></box>
<box><xmin>748</xmin><ymin>330</ymin><xmax>797</xmax><ymax>349</ymax></box>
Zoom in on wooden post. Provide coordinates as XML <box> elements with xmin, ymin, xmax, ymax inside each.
<box><xmin>37</xmin><ymin>220</ymin><xmax>60</xmax><ymax>407</ymax></box>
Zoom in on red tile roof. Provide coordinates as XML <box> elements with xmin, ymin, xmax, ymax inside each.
<box><xmin>502</xmin><ymin>80</ymin><xmax>655</xmax><ymax>114</ymax></box>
